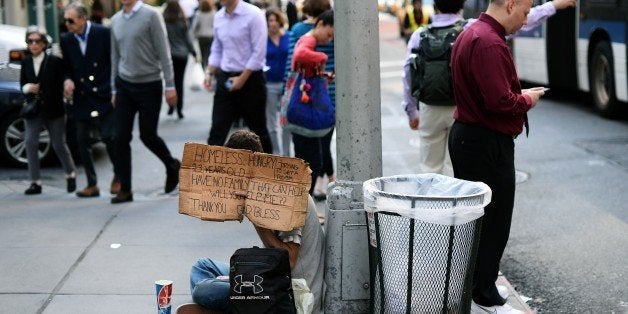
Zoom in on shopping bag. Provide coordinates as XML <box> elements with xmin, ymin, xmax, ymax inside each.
<box><xmin>284</xmin><ymin>73</ymin><xmax>335</xmax><ymax>138</ymax></box>
<box><xmin>189</xmin><ymin>62</ymin><xmax>205</xmax><ymax>91</ymax></box>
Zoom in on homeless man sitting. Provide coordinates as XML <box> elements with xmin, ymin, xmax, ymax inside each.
<box><xmin>189</xmin><ymin>130</ymin><xmax>326</xmax><ymax>313</ymax></box>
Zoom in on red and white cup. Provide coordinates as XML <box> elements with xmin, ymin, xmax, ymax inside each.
<box><xmin>155</xmin><ymin>280</ymin><xmax>173</xmax><ymax>314</ymax></box>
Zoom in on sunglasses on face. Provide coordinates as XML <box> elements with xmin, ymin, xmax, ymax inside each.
<box><xmin>64</xmin><ymin>18</ymin><xmax>75</xmax><ymax>24</ymax></box>
<box><xmin>26</xmin><ymin>39</ymin><xmax>43</xmax><ymax>45</ymax></box>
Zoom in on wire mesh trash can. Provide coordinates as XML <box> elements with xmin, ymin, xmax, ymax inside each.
<box><xmin>364</xmin><ymin>174</ymin><xmax>491</xmax><ymax>314</ymax></box>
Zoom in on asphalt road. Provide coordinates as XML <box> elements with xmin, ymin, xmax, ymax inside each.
<box><xmin>376</xmin><ymin>15</ymin><xmax>628</xmax><ymax>313</ymax></box>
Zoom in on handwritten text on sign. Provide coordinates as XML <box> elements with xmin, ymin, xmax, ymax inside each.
<box><xmin>179</xmin><ymin>143</ymin><xmax>312</xmax><ymax>231</ymax></box>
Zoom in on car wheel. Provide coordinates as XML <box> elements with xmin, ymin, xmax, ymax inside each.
<box><xmin>0</xmin><ymin>111</ymin><xmax>52</xmax><ymax>167</ymax></box>
<box><xmin>589</xmin><ymin>41</ymin><xmax>619</xmax><ymax>118</ymax></box>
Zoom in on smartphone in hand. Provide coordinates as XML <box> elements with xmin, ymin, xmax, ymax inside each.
<box><xmin>224</xmin><ymin>80</ymin><xmax>233</xmax><ymax>90</ymax></box>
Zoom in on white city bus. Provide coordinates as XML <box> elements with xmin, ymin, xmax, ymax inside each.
<box><xmin>465</xmin><ymin>0</ymin><xmax>627</xmax><ymax>118</ymax></box>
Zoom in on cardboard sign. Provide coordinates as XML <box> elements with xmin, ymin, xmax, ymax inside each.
<box><xmin>179</xmin><ymin>143</ymin><xmax>312</xmax><ymax>231</ymax></box>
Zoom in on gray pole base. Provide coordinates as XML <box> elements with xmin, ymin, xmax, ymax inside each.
<box><xmin>324</xmin><ymin>180</ymin><xmax>370</xmax><ymax>313</ymax></box>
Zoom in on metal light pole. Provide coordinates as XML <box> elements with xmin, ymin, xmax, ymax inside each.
<box><xmin>35</xmin><ymin>0</ymin><xmax>46</xmax><ymax>29</ymax></box>
<box><xmin>324</xmin><ymin>0</ymin><xmax>382</xmax><ymax>312</ymax></box>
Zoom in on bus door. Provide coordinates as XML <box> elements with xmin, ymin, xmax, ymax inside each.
<box><xmin>546</xmin><ymin>5</ymin><xmax>578</xmax><ymax>90</ymax></box>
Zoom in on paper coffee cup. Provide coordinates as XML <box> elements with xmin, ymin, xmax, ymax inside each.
<box><xmin>155</xmin><ymin>280</ymin><xmax>173</xmax><ymax>314</ymax></box>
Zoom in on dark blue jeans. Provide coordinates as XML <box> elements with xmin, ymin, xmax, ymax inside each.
<box><xmin>114</xmin><ymin>77</ymin><xmax>177</xmax><ymax>193</ymax></box>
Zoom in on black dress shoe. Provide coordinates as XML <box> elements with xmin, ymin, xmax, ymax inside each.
<box><xmin>111</xmin><ymin>191</ymin><xmax>133</xmax><ymax>204</ymax></box>
<box><xmin>25</xmin><ymin>183</ymin><xmax>42</xmax><ymax>195</ymax></box>
<box><xmin>165</xmin><ymin>159</ymin><xmax>181</xmax><ymax>193</ymax></box>
<box><xmin>167</xmin><ymin>107</ymin><xmax>174</xmax><ymax>115</ymax></box>
<box><xmin>67</xmin><ymin>177</ymin><xmax>76</xmax><ymax>193</ymax></box>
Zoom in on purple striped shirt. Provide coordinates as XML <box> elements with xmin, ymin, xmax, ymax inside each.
<box><xmin>208</xmin><ymin>0</ymin><xmax>267</xmax><ymax>72</ymax></box>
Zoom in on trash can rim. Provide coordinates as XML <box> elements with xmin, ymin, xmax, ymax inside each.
<box><xmin>366</xmin><ymin>189</ymin><xmax>486</xmax><ymax>202</ymax></box>
<box><xmin>364</xmin><ymin>174</ymin><xmax>490</xmax><ymax>201</ymax></box>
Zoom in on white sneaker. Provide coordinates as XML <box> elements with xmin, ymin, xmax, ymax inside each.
<box><xmin>497</xmin><ymin>285</ymin><xmax>510</xmax><ymax>299</ymax></box>
<box><xmin>471</xmin><ymin>301</ymin><xmax>524</xmax><ymax>314</ymax></box>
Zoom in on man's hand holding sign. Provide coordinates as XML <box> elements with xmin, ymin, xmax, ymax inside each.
<box><xmin>178</xmin><ymin>142</ymin><xmax>312</xmax><ymax>231</ymax></box>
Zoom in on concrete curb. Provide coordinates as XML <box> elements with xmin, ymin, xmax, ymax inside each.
<box><xmin>497</xmin><ymin>272</ymin><xmax>535</xmax><ymax>313</ymax></box>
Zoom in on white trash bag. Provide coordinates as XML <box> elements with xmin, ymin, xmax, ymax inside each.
<box><xmin>292</xmin><ymin>278</ymin><xmax>314</xmax><ymax>314</ymax></box>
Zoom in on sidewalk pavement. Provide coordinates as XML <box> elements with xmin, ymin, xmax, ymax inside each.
<box><xmin>0</xmin><ymin>177</ymin><xmax>533</xmax><ymax>314</ymax></box>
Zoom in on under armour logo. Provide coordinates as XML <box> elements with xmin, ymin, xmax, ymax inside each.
<box><xmin>233</xmin><ymin>274</ymin><xmax>264</xmax><ymax>294</ymax></box>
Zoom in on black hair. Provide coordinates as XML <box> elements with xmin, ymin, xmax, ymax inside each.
<box><xmin>302</xmin><ymin>0</ymin><xmax>331</xmax><ymax>18</ymax></box>
<box><xmin>163</xmin><ymin>0</ymin><xmax>186</xmax><ymax>24</ymax></box>
<box><xmin>225</xmin><ymin>130</ymin><xmax>263</xmax><ymax>153</ymax></box>
<box><xmin>314</xmin><ymin>10</ymin><xmax>333</xmax><ymax>27</ymax></box>
<box><xmin>434</xmin><ymin>0</ymin><xmax>465</xmax><ymax>14</ymax></box>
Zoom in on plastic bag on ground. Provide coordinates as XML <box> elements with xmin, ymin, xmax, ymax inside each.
<box><xmin>292</xmin><ymin>278</ymin><xmax>314</xmax><ymax>314</ymax></box>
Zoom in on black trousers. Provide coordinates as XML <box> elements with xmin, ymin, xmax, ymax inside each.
<box><xmin>114</xmin><ymin>77</ymin><xmax>177</xmax><ymax>193</ymax></box>
<box><xmin>321</xmin><ymin>128</ymin><xmax>334</xmax><ymax>177</ymax></box>
<box><xmin>172</xmin><ymin>55</ymin><xmax>188</xmax><ymax>115</ymax></box>
<box><xmin>292</xmin><ymin>133</ymin><xmax>323</xmax><ymax>195</ymax></box>
<box><xmin>448</xmin><ymin>121</ymin><xmax>516</xmax><ymax>306</ymax></box>
<box><xmin>75</xmin><ymin>109</ymin><xmax>117</xmax><ymax>187</ymax></box>
<box><xmin>197</xmin><ymin>37</ymin><xmax>213</xmax><ymax>70</ymax></box>
<box><xmin>207</xmin><ymin>70</ymin><xmax>272</xmax><ymax>153</ymax></box>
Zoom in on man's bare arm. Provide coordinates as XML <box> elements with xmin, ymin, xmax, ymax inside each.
<box><xmin>255</xmin><ymin>226</ymin><xmax>300</xmax><ymax>269</ymax></box>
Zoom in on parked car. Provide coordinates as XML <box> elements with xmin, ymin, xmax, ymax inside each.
<box><xmin>0</xmin><ymin>24</ymin><xmax>89</xmax><ymax>167</ymax></box>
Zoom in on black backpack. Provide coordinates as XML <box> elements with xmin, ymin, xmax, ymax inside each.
<box><xmin>409</xmin><ymin>20</ymin><xmax>466</xmax><ymax>106</ymax></box>
<box><xmin>228</xmin><ymin>247</ymin><xmax>296</xmax><ymax>314</ymax></box>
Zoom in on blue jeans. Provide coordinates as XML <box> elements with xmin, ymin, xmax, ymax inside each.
<box><xmin>190</xmin><ymin>259</ymin><xmax>230</xmax><ymax>310</ymax></box>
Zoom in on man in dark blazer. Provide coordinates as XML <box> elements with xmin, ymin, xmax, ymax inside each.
<box><xmin>60</xmin><ymin>2</ymin><xmax>119</xmax><ymax>198</ymax></box>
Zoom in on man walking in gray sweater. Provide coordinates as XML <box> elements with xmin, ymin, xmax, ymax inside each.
<box><xmin>110</xmin><ymin>0</ymin><xmax>181</xmax><ymax>204</ymax></box>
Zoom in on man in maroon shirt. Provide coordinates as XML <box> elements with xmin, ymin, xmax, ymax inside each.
<box><xmin>448</xmin><ymin>0</ymin><xmax>546</xmax><ymax>312</ymax></box>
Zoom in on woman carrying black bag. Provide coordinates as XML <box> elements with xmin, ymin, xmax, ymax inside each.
<box><xmin>20</xmin><ymin>26</ymin><xmax>76</xmax><ymax>195</ymax></box>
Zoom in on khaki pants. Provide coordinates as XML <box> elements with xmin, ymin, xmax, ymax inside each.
<box><xmin>418</xmin><ymin>103</ymin><xmax>455</xmax><ymax>176</ymax></box>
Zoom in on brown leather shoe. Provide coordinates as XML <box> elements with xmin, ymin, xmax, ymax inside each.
<box><xmin>110</xmin><ymin>177</ymin><xmax>121</xmax><ymax>195</ymax></box>
<box><xmin>111</xmin><ymin>191</ymin><xmax>133</xmax><ymax>204</ymax></box>
<box><xmin>76</xmin><ymin>186</ymin><xmax>100</xmax><ymax>197</ymax></box>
